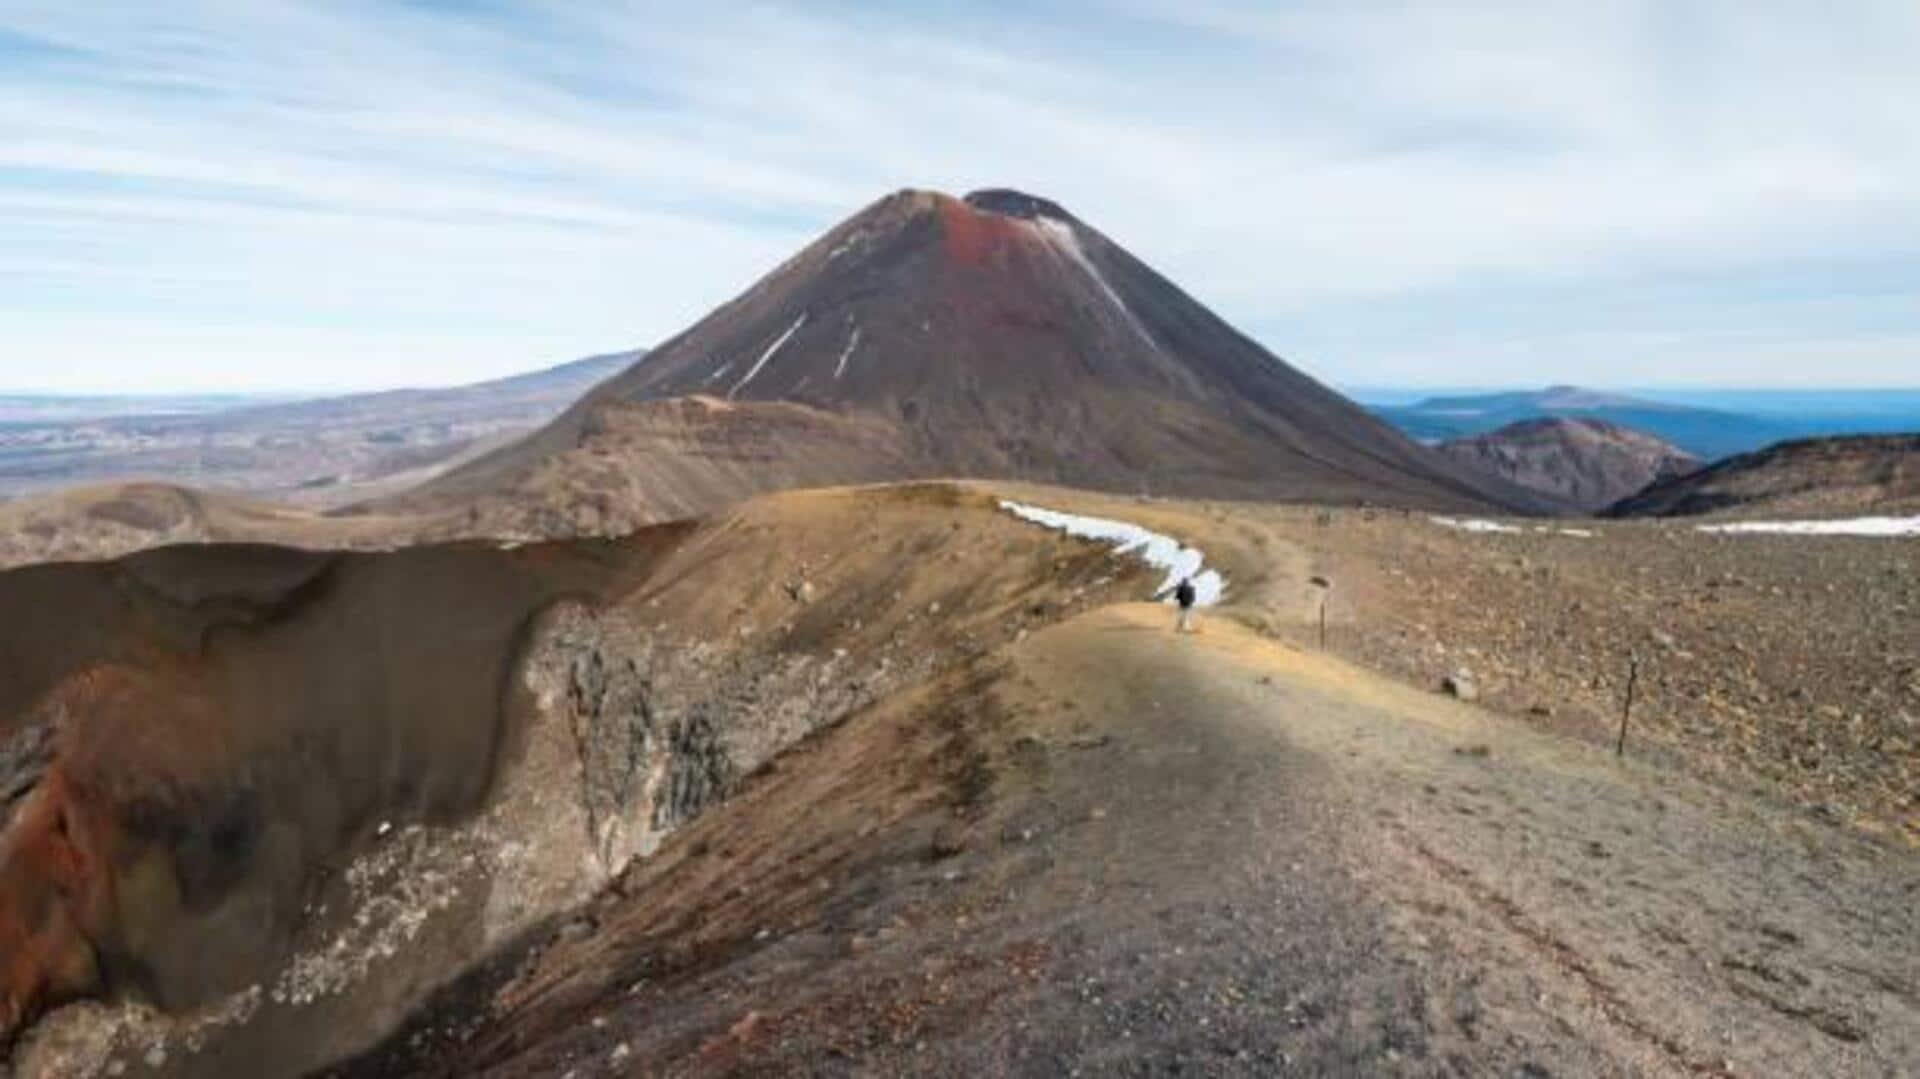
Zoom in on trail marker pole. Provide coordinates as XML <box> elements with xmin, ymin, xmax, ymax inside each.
<box><xmin>1617</xmin><ymin>655</ymin><xmax>1639</xmax><ymax>757</ymax></box>
<box><xmin>1308</xmin><ymin>576</ymin><xmax>1332</xmax><ymax>651</ymax></box>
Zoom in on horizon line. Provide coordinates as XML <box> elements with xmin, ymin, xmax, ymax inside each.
<box><xmin>5</xmin><ymin>381</ymin><xmax>1920</xmax><ymax>401</ymax></box>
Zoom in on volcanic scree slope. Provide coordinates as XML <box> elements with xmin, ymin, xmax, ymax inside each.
<box><xmin>413</xmin><ymin>188</ymin><xmax>1534</xmax><ymax>528</ymax></box>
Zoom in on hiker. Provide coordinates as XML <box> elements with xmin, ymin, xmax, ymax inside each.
<box><xmin>1173</xmin><ymin>576</ymin><xmax>1197</xmax><ymax>632</ymax></box>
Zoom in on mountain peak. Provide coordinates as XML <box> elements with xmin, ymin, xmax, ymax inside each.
<box><xmin>419</xmin><ymin>186</ymin><xmax>1538</xmax><ymax>519</ymax></box>
<box><xmin>962</xmin><ymin>188</ymin><xmax>1076</xmax><ymax>223</ymax></box>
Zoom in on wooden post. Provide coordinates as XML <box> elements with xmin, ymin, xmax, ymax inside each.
<box><xmin>1309</xmin><ymin>576</ymin><xmax>1332</xmax><ymax>651</ymax></box>
<box><xmin>1616</xmin><ymin>656</ymin><xmax>1639</xmax><ymax>757</ymax></box>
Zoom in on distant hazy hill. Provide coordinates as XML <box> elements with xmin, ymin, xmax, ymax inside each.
<box><xmin>0</xmin><ymin>351</ymin><xmax>638</xmax><ymax>506</ymax></box>
<box><xmin>1373</xmin><ymin>385</ymin><xmax>1797</xmax><ymax>460</ymax></box>
<box><xmin>0</xmin><ymin>393</ymin><xmax>291</xmax><ymax>425</ymax></box>
<box><xmin>1436</xmin><ymin>417</ymin><xmax>1702</xmax><ymax>512</ymax></box>
<box><xmin>222</xmin><ymin>352</ymin><xmax>639</xmax><ymax>430</ymax></box>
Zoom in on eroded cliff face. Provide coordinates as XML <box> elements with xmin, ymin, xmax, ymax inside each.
<box><xmin>526</xmin><ymin>603</ymin><xmax>889</xmax><ymax>876</ymax></box>
<box><xmin>0</xmin><ymin>484</ymin><xmax>1140</xmax><ymax>1077</ymax></box>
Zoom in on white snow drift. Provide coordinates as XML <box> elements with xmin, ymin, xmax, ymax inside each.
<box><xmin>1428</xmin><ymin>516</ymin><xmax>1523</xmax><ymax>534</ymax></box>
<box><xmin>1429</xmin><ymin>516</ymin><xmax>1594</xmax><ymax>538</ymax></box>
<box><xmin>1696</xmin><ymin>515</ymin><xmax>1920</xmax><ymax>537</ymax></box>
<box><xmin>833</xmin><ymin>324</ymin><xmax>861</xmax><ymax>379</ymax></box>
<box><xmin>1031</xmin><ymin>217</ymin><xmax>1159</xmax><ymax>354</ymax></box>
<box><xmin>729</xmin><ymin>313</ymin><xmax>808</xmax><ymax>398</ymax></box>
<box><xmin>999</xmin><ymin>500</ymin><xmax>1225</xmax><ymax>606</ymax></box>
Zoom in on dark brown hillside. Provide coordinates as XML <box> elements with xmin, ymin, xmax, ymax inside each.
<box><xmin>0</xmin><ymin>484</ymin><xmax>1145</xmax><ymax>1072</ymax></box>
<box><xmin>1610</xmin><ymin>433</ymin><xmax>1920</xmax><ymax>517</ymax></box>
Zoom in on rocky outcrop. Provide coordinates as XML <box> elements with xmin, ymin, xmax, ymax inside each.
<box><xmin>0</xmin><ymin>721</ymin><xmax>51</xmax><ymax>831</ymax></box>
<box><xmin>518</xmin><ymin>600</ymin><xmax>932</xmax><ymax>881</ymax></box>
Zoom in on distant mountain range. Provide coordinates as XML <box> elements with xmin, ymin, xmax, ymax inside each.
<box><xmin>1370</xmin><ymin>386</ymin><xmax>1794</xmax><ymax>460</ymax></box>
<box><xmin>0</xmin><ymin>393</ymin><xmax>294</xmax><ymax>426</ymax></box>
<box><xmin>1368</xmin><ymin>385</ymin><xmax>1920</xmax><ymax>461</ymax></box>
<box><xmin>0</xmin><ymin>351</ymin><xmax>638</xmax><ymax>505</ymax></box>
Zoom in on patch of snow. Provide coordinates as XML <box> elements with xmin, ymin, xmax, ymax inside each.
<box><xmin>834</xmin><ymin>325</ymin><xmax>862</xmax><ymax>379</ymax></box>
<box><xmin>1530</xmin><ymin>525</ymin><xmax>1596</xmax><ymax>538</ymax></box>
<box><xmin>1430</xmin><ymin>516</ymin><xmax>1523</xmax><ymax>534</ymax></box>
<box><xmin>704</xmin><ymin>361</ymin><xmax>732</xmax><ymax>384</ymax></box>
<box><xmin>1695</xmin><ymin>515</ymin><xmax>1920</xmax><ymax>537</ymax></box>
<box><xmin>728</xmin><ymin>313</ymin><xmax>808</xmax><ymax>399</ymax></box>
<box><xmin>825</xmin><ymin>227</ymin><xmax>867</xmax><ymax>261</ymax></box>
<box><xmin>999</xmin><ymin>500</ymin><xmax>1226</xmax><ymax>606</ymax></box>
<box><xmin>1032</xmin><ymin>217</ymin><xmax>1159</xmax><ymax>352</ymax></box>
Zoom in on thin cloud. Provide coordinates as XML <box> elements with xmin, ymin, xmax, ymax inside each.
<box><xmin>1</xmin><ymin>1</ymin><xmax>1917</xmax><ymax>390</ymax></box>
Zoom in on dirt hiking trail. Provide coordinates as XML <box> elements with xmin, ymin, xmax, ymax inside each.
<box><xmin>350</xmin><ymin>596</ymin><xmax>1918</xmax><ymax>1078</ymax></box>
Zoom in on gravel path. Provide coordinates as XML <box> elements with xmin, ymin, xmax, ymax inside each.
<box><xmin>368</xmin><ymin>601</ymin><xmax>1919</xmax><ymax>1077</ymax></box>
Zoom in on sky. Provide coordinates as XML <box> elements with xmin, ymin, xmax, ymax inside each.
<box><xmin>3</xmin><ymin>1</ymin><xmax>1918</xmax><ymax>394</ymax></box>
